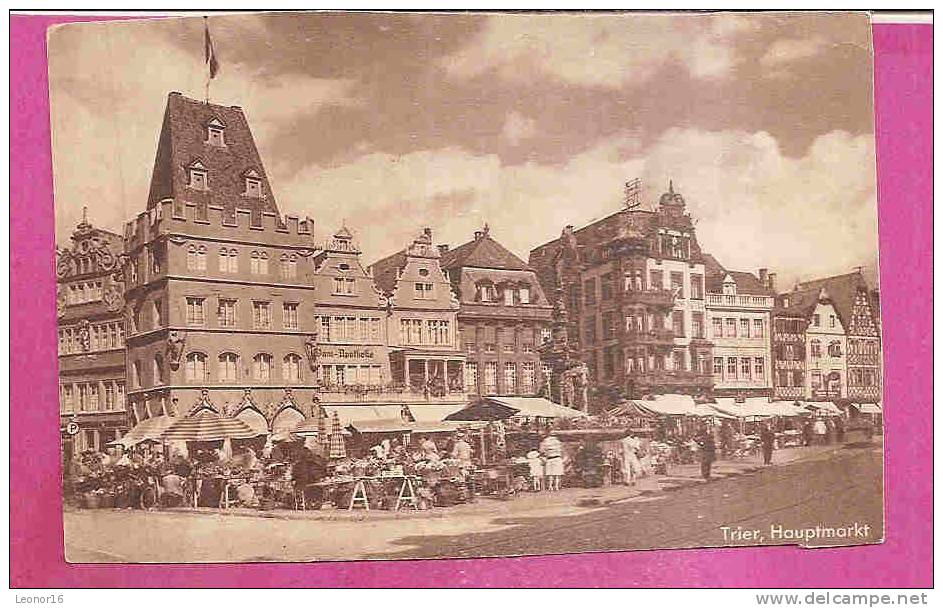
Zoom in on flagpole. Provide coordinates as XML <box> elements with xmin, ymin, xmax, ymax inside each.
<box><xmin>203</xmin><ymin>16</ymin><xmax>210</xmax><ymax>104</ymax></box>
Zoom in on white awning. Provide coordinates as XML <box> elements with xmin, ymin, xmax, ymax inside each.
<box><xmin>854</xmin><ymin>403</ymin><xmax>883</xmax><ymax>414</ymax></box>
<box><xmin>485</xmin><ymin>397</ymin><xmax>586</xmax><ymax>419</ymax></box>
<box><xmin>803</xmin><ymin>401</ymin><xmax>843</xmax><ymax>415</ymax></box>
<box><xmin>406</xmin><ymin>403</ymin><xmax>469</xmax><ymax>422</ymax></box>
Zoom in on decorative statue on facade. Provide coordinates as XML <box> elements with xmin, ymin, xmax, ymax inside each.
<box><xmin>166</xmin><ymin>331</ymin><xmax>186</xmax><ymax>371</ymax></box>
<box><xmin>77</xmin><ymin>320</ymin><xmax>91</xmax><ymax>351</ymax></box>
<box><xmin>102</xmin><ymin>283</ymin><xmax>124</xmax><ymax>313</ymax></box>
<box><xmin>303</xmin><ymin>332</ymin><xmax>319</xmax><ymax>372</ymax></box>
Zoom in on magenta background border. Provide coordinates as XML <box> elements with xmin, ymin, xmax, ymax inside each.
<box><xmin>10</xmin><ymin>15</ymin><xmax>932</xmax><ymax>588</ymax></box>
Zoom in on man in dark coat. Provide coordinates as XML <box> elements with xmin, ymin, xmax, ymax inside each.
<box><xmin>696</xmin><ymin>428</ymin><xmax>716</xmax><ymax>480</ymax></box>
<box><xmin>760</xmin><ymin>424</ymin><xmax>775</xmax><ymax>465</ymax></box>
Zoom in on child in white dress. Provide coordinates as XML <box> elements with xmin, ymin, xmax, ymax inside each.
<box><xmin>526</xmin><ymin>450</ymin><xmax>544</xmax><ymax>492</ymax></box>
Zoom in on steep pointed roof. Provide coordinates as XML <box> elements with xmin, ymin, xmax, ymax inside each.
<box><xmin>795</xmin><ymin>271</ymin><xmax>874</xmax><ymax>328</ymax></box>
<box><xmin>440</xmin><ymin>231</ymin><xmax>529</xmax><ymax>271</ymax></box>
<box><xmin>145</xmin><ymin>92</ymin><xmax>279</xmax><ymax>217</ymax></box>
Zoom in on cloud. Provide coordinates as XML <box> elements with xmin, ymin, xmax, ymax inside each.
<box><xmin>501</xmin><ymin>111</ymin><xmax>537</xmax><ymax>146</ymax></box>
<box><xmin>275</xmin><ymin>127</ymin><xmax>876</xmax><ymax>288</ymax></box>
<box><xmin>48</xmin><ymin>17</ymin><xmax>355</xmax><ymax>238</ymax></box>
<box><xmin>441</xmin><ymin>13</ymin><xmax>752</xmax><ymax>88</ymax></box>
<box><xmin>760</xmin><ymin>36</ymin><xmax>829</xmax><ymax>71</ymax></box>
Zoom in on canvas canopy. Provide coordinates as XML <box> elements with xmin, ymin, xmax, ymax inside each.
<box><xmin>111</xmin><ymin>415</ymin><xmax>175</xmax><ymax>447</ymax></box>
<box><xmin>484</xmin><ymin>397</ymin><xmax>586</xmax><ymax>419</ymax></box>
<box><xmin>160</xmin><ymin>409</ymin><xmax>258</xmax><ymax>442</ymax></box>
<box><xmin>853</xmin><ymin>403</ymin><xmax>883</xmax><ymax>415</ymax></box>
<box><xmin>803</xmin><ymin>401</ymin><xmax>843</xmax><ymax>416</ymax></box>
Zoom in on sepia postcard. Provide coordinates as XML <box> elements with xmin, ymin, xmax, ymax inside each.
<box><xmin>49</xmin><ymin>10</ymin><xmax>884</xmax><ymax>563</ymax></box>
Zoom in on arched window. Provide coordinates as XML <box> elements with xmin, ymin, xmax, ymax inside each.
<box><xmin>187</xmin><ymin>245</ymin><xmax>206</xmax><ymax>271</ymax></box>
<box><xmin>218</xmin><ymin>248</ymin><xmax>230</xmax><ymax>272</ymax></box>
<box><xmin>827</xmin><ymin>340</ymin><xmax>843</xmax><ymax>357</ymax></box>
<box><xmin>253</xmin><ymin>353</ymin><xmax>273</xmax><ymax>381</ymax></box>
<box><xmin>280</xmin><ymin>253</ymin><xmax>297</xmax><ymax>280</ymax></box>
<box><xmin>283</xmin><ymin>353</ymin><xmax>303</xmax><ymax>383</ymax></box>
<box><xmin>185</xmin><ymin>352</ymin><xmax>207</xmax><ymax>382</ymax></box>
<box><xmin>250</xmin><ymin>251</ymin><xmax>269</xmax><ymax>275</ymax></box>
<box><xmin>218</xmin><ymin>352</ymin><xmax>239</xmax><ymax>383</ymax></box>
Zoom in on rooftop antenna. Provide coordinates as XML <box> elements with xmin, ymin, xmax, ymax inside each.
<box><xmin>624</xmin><ymin>177</ymin><xmax>642</xmax><ymax>211</ymax></box>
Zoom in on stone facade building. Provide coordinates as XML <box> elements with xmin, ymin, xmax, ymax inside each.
<box><xmin>121</xmin><ymin>92</ymin><xmax>321</xmax><ymax>432</ymax></box>
<box><xmin>529</xmin><ymin>182</ymin><xmax>714</xmax><ymax>410</ymax></box>
<box><xmin>703</xmin><ymin>255</ymin><xmax>774</xmax><ymax>398</ymax></box>
<box><xmin>57</xmin><ymin>213</ymin><xmax>128</xmax><ymax>457</ymax></box>
<box><xmin>369</xmin><ymin>228</ymin><xmax>467</xmax><ymax>400</ymax></box>
<box><xmin>439</xmin><ymin>226</ymin><xmax>553</xmax><ymax>397</ymax></box>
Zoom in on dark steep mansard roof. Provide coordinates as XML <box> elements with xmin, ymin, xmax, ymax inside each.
<box><xmin>145</xmin><ymin>92</ymin><xmax>280</xmax><ymax>218</ymax></box>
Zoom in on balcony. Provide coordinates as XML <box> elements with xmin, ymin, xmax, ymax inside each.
<box><xmin>316</xmin><ymin>384</ymin><xmax>470</xmax><ymax>404</ymax></box>
<box><xmin>623</xmin><ymin>328</ymin><xmax>675</xmax><ymax>346</ymax></box>
<box><xmin>706</xmin><ymin>293</ymin><xmax>773</xmax><ymax>309</ymax></box>
<box><xmin>620</xmin><ymin>288</ymin><xmax>676</xmax><ymax>308</ymax></box>
<box><xmin>627</xmin><ymin>370</ymin><xmax>713</xmax><ymax>390</ymax></box>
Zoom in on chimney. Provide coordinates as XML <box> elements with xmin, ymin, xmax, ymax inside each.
<box><xmin>437</xmin><ymin>244</ymin><xmax>450</xmax><ymax>253</ymax></box>
<box><xmin>473</xmin><ymin>230</ymin><xmax>483</xmax><ymax>240</ymax></box>
<box><xmin>767</xmin><ymin>272</ymin><xmax>777</xmax><ymax>292</ymax></box>
<box><xmin>758</xmin><ymin>268</ymin><xmax>768</xmax><ymax>285</ymax></box>
<box><xmin>422</xmin><ymin>227</ymin><xmax>433</xmax><ymax>241</ymax></box>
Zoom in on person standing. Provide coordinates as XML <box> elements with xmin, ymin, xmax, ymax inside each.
<box><xmin>802</xmin><ymin>419</ymin><xmax>813</xmax><ymax>447</ymax></box>
<box><xmin>619</xmin><ymin>434</ymin><xmax>642</xmax><ymax>486</ymax></box>
<box><xmin>760</xmin><ymin>424</ymin><xmax>775</xmax><ymax>466</ymax></box>
<box><xmin>526</xmin><ymin>450</ymin><xmax>544</xmax><ymax>492</ymax></box>
<box><xmin>814</xmin><ymin>417</ymin><xmax>827</xmax><ymax>446</ymax></box>
<box><xmin>539</xmin><ymin>432</ymin><xmax>564</xmax><ymax>491</ymax></box>
<box><xmin>696</xmin><ymin>428</ymin><xmax>716</xmax><ymax>480</ymax></box>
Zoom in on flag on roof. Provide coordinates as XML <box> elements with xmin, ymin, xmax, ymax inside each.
<box><xmin>204</xmin><ymin>17</ymin><xmax>219</xmax><ymax>79</ymax></box>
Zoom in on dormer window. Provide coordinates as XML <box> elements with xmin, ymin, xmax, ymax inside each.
<box><xmin>188</xmin><ymin>161</ymin><xmax>208</xmax><ymax>190</ymax></box>
<box><xmin>206</xmin><ymin>118</ymin><xmax>226</xmax><ymax>147</ymax></box>
<box><xmin>243</xmin><ymin>169</ymin><xmax>262</xmax><ymax>198</ymax></box>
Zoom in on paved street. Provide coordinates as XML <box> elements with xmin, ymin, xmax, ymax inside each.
<box><xmin>64</xmin><ymin>443</ymin><xmax>883</xmax><ymax>563</ymax></box>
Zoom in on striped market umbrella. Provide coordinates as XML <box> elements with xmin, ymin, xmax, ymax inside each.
<box><xmin>328</xmin><ymin>411</ymin><xmax>347</xmax><ymax>460</ymax></box>
<box><xmin>160</xmin><ymin>408</ymin><xmax>258</xmax><ymax>442</ymax></box>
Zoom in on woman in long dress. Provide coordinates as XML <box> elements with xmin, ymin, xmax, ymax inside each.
<box><xmin>620</xmin><ymin>435</ymin><xmax>642</xmax><ymax>485</ymax></box>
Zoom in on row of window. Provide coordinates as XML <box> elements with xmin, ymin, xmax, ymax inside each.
<box><xmin>134</xmin><ymin>352</ymin><xmax>307</xmax><ymax>387</ymax></box>
<box><xmin>465</xmin><ymin>342</ymin><xmax>537</xmax><ymax>354</ymax></box>
<box><xmin>775</xmin><ymin>370</ymin><xmax>805</xmax><ymax>388</ymax></box>
<box><xmin>464</xmin><ymin>361</ymin><xmax>549</xmax><ymax>393</ymax></box>
<box><xmin>58</xmin><ymin>322</ymin><xmax>125</xmax><ymax>355</ymax></box>
<box><xmin>186</xmin><ymin>246</ymin><xmax>299</xmax><ymax>280</ymax></box>
<box><xmin>183</xmin><ymin>297</ymin><xmax>299</xmax><ymax>330</ymax></box>
<box><xmin>476</xmin><ymin>283</ymin><xmax>532</xmax><ymax>305</ymax></box>
<box><xmin>711</xmin><ymin>317</ymin><xmax>767</xmax><ymax>340</ymax></box>
<box><xmin>317</xmin><ymin>364</ymin><xmax>384</xmax><ymax>387</ymax></box>
<box><xmin>848</xmin><ymin>368</ymin><xmax>880</xmax><ymax>386</ymax></box>
<box><xmin>60</xmin><ymin>380</ymin><xmax>126</xmax><ymax>412</ymax></box>
<box><xmin>810</xmin><ymin>370</ymin><xmax>843</xmax><ymax>390</ymax></box>
<box><xmin>582</xmin><ymin>270</ymin><xmax>704</xmax><ymax>307</ymax></box>
<box><xmin>318</xmin><ymin>315</ymin><xmax>383</xmax><ymax>344</ymax></box>
<box><xmin>64</xmin><ymin>280</ymin><xmax>103</xmax><ymax>306</ymax></box>
<box><xmin>186</xmin><ymin>164</ymin><xmax>262</xmax><ymax>198</ymax></box>
<box><xmin>400</xmin><ymin>319</ymin><xmax>453</xmax><ymax>346</ymax></box>
<box><xmin>811</xmin><ymin>313</ymin><xmax>839</xmax><ymax>329</ymax></box>
<box><xmin>712</xmin><ymin>357</ymin><xmax>767</xmax><ymax>382</ymax></box>
<box><xmin>810</xmin><ymin>339</ymin><xmax>843</xmax><ymax>358</ymax></box>
<box><xmin>847</xmin><ymin>340</ymin><xmax>880</xmax><ymax>355</ymax></box>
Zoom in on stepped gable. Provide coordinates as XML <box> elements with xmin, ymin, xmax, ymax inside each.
<box><xmin>146</xmin><ymin>92</ymin><xmax>280</xmax><ymax>217</ymax></box>
<box><xmin>796</xmin><ymin>271</ymin><xmax>874</xmax><ymax>329</ymax></box>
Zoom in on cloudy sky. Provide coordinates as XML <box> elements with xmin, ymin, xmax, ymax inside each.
<box><xmin>48</xmin><ymin>11</ymin><xmax>878</xmax><ymax>289</ymax></box>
